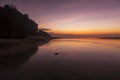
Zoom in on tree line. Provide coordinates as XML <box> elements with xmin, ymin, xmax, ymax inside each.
<box><xmin>0</xmin><ymin>4</ymin><xmax>50</xmax><ymax>38</ymax></box>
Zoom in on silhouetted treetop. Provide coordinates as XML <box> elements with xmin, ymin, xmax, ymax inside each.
<box><xmin>0</xmin><ymin>4</ymin><xmax>51</xmax><ymax>38</ymax></box>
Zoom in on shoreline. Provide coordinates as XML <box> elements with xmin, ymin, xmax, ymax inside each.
<box><xmin>0</xmin><ymin>37</ymin><xmax>119</xmax><ymax>57</ymax></box>
<box><xmin>0</xmin><ymin>38</ymin><xmax>51</xmax><ymax>57</ymax></box>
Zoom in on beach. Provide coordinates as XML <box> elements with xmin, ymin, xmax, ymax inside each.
<box><xmin>0</xmin><ymin>37</ymin><xmax>51</xmax><ymax>57</ymax></box>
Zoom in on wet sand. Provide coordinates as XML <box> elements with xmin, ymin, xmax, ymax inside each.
<box><xmin>0</xmin><ymin>38</ymin><xmax>120</xmax><ymax>80</ymax></box>
<box><xmin>0</xmin><ymin>37</ymin><xmax>51</xmax><ymax>57</ymax></box>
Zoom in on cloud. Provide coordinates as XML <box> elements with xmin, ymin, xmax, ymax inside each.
<box><xmin>40</xmin><ymin>28</ymin><xmax>51</xmax><ymax>31</ymax></box>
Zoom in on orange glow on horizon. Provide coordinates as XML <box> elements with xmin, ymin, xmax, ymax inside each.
<box><xmin>50</xmin><ymin>29</ymin><xmax>120</xmax><ymax>35</ymax></box>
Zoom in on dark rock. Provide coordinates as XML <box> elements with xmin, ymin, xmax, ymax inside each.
<box><xmin>54</xmin><ymin>53</ymin><xmax>59</xmax><ymax>55</ymax></box>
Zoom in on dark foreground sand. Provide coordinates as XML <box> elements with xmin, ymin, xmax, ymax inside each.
<box><xmin>0</xmin><ymin>37</ymin><xmax>51</xmax><ymax>57</ymax></box>
<box><xmin>0</xmin><ymin>39</ymin><xmax>39</xmax><ymax>56</ymax></box>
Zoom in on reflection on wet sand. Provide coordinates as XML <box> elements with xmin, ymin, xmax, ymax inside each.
<box><xmin>0</xmin><ymin>40</ymin><xmax>51</xmax><ymax>80</ymax></box>
<box><xmin>0</xmin><ymin>38</ymin><xmax>120</xmax><ymax>80</ymax></box>
<box><xmin>0</xmin><ymin>47</ymin><xmax>38</xmax><ymax>70</ymax></box>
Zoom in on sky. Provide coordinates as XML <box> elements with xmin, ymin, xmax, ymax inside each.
<box><xmin>0</xmin><ymin>0</ymin><xmax>120</xmax><ymax>37</ymax></box>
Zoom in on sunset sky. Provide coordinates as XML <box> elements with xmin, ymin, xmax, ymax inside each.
<box><xmin>0</xmin><ymin>0</ymin><xmax>120</xmax><ymax>37</ymax></box>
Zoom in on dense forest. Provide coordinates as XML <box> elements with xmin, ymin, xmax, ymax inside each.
<box><xmin>0</xmin><ymin>4</ymin><xmax>50</xmax><ymax>38</ymax></box>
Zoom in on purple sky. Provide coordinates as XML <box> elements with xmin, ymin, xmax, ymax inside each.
<box><xmin>0</xmin><ymin>0</ymin><xmax>120</xmax><ymax>37</ymax></box>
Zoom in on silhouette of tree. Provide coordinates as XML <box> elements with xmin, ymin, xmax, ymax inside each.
<box><xmin>36</xmin><ymin>30</ymin><xmax>51</xmax><ymax>38</ymax></box>
<box><xmin>0</xmin><ymin>4</ymin><xmax>51</xmax><ymax>38</ymax></box>
<box><xmin>0</xmin><ymin>4</ymin><xmax>39</xmax><ymax>38</ymax></box>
